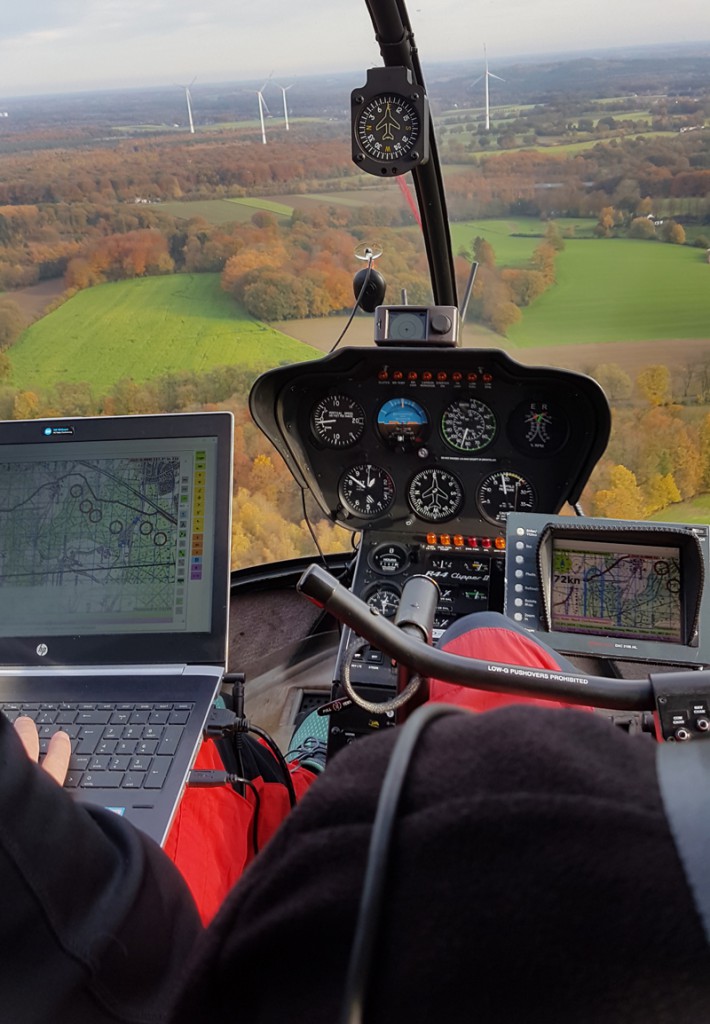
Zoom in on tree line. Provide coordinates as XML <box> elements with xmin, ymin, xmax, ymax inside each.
<box><xmin>582</xmin><ymin>362</ymin><xmax>710</xmax><ymax>521</ymax></box>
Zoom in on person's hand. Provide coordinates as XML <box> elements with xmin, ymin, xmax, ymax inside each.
<box><xmin>14</xmin><ymin>717</ymin><xmax>71</xmax><ymax>785</ymax></box>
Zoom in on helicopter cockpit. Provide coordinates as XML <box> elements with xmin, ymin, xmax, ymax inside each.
<box><xmin>239</xmin><ymin>0</ymin><xmax>710</xmax><ymax>769</ymax></box>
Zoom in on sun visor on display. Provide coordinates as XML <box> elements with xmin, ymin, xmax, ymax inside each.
<box><xmin>505</xmin><ymin>513</ymin><xmax>710</xmax><ymax>667</ymax></box>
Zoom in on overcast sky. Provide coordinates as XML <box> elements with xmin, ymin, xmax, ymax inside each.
<box><xmin>1</xmin><ymin>0</ymin><xmax>709</xmax><ymax>98</ymax></box>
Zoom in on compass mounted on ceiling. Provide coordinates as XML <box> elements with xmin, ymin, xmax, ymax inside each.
<box><xmin>351</xmin><ymin>66</ymin><xmax>430</xmax><ymax>177</ymax></box>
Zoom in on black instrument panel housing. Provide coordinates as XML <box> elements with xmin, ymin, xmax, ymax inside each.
<box><xmin>249</xmin><ymin>347</ymin><xmax>610</xmax><ymax>535</ymax></box>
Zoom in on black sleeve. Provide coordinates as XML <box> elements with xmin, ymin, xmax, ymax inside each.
<box><xmin>0</xmin><ymin>712</ymin><xmax>203</xmax><ymax>1024</ymax></box>
<box><xmin>174</xmin><ymin>705</ymin><xmax>710</xmax><ymax>1024</ymax></box>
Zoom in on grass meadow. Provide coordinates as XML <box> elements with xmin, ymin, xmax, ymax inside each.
<box><xmin>649</xmin><ymin>494</ymin><xmax>710</xmax><ymax>525</ymax></box>
<box><xmin>450</xmin><ymin>217</ymin><xmax>599</xmax><ymax>263</ymax></box>
<box><xmin>447</xmin><ymin>218</ymin><xmax>710</xmax><ymax>346</ymax></box>
<box><xmin>507</xmin><ymin>238</ymin><xmax>710</xmax><ymax>346</ymax></box>
<box><xmin>159</xmin><ymin>198</ymin><xmax>294</xmax><ymax>224</ymax></box>
<box><xmin>9</xmin><ymin>274</ymin><xmax>318</xmax><ymax>393</ymax></box>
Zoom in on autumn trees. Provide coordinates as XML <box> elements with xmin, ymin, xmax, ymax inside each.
<box><xmin>585</xmin><ymin>361</ymin><xmax>710</xmax><ymax>521</ymax></box>
<box><xmin>462</xmin><ymin>232</ymin><xmax>560</xmax><ymax>336</ymax></box>
<box><xmin>0</xmin><ymin>298</ymin><xmax>23</xmax><ymax>350</ymax></box>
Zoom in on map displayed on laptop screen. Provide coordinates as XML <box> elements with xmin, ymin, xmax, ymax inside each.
<box><xmin>0</xmin><ymin>435</ymin><xmax>218</xmax><ymax>637</ymax></box>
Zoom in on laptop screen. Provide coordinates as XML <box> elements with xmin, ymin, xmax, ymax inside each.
<box><xmin>0</xmin><ymin>412</ymin><xmax>232</xmax><ymax>667</ymax></box>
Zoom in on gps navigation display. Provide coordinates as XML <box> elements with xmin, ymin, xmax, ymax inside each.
<box><xmin>550</xmin><ymin>538</ymin><xmax>682</xmax><ymax>643</ymax></box>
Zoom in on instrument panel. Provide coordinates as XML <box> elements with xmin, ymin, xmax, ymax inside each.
<box><xmin>250</xmin><ymin>344</ymin><xmax>611</xmax><ymax>758</ymax></box>
<box><xmin>250</xmin><ymin>347</ymin><xmax>610</xmax><ymax>536</ymax></box>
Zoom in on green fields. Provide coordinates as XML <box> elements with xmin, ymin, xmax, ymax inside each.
<box><xmin>450</xmin><ymin>219</ymin><xmax>544</xmax><ymax>265</ymax></box>
<box><xmin>9</xmin><ymin>274</ymin><xmax>318</xmax><ymax>392</ymax></box>
<box><xmin>159</xmin><ymin>199</ymin><xmax>255</xmax><ymax>224</ymax></box>
<box><xmin>225</xmin><ymin>197</ymin><xmax>294</xmax><ymax>217</ymax></box>
<box><xmin>448</xmin><ymin>217</ymin><xmax>710</xmax><ymax>346</ymax></box>
<box><xmin>649</xmin><ymin>494</ymin><xmax>710</xmax><ymax>525</ymax></box>
<box><xmin>450</xmin><ymin>217</ymin><xmax>596</xmax><ymax>265</ymax></box>
<box><xmin>507</xmin><ymin>238</ymin><xmax>710</xmax><ymax>346</ymax></box>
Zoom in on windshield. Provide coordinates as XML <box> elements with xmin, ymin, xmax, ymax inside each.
<box><xmin>1</xmin><ymin>0</ymin><xmax>709</xmax><ymax>571</ymax></box>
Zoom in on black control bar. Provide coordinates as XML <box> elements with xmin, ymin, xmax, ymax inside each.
<box><xmin>298</xmin><ymin>564</ymin><xmax>657</xmax><ymax>711</ymax></box>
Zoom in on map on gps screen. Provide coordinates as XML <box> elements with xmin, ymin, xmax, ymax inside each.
<box><xmin>550</xmin><ymin>538</ymin><xmax>682</xmax><ymax>644</ymax></box>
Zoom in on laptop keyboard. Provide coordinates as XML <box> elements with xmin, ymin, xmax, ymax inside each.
<box><xmin>2</xmin><ymin>702</ymin><xmax>194</xmax><ymax>791</ymax></box>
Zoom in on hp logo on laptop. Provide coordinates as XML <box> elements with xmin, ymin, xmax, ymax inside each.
<box><xmin>36</xmin><ymin>644</ymin><xmax>48</xmax><ymax>657</ymax></box>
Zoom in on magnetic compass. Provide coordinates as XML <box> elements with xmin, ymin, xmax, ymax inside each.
<box><xmin>351</xmin><ymin>67</ymin><xmax>429</xmax><ymax>176</ymax></box>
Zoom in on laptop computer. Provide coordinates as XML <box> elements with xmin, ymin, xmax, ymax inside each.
<box><xmin>0</xmin><ymin>410</ymin><xmax>233</xmax><ymax>845</ymax></box>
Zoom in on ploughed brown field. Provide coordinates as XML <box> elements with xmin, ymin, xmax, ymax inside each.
<box><xmin>274</xmin><ymin>315</ymin><xmax>710</xmax><ymax>376</ymax></box>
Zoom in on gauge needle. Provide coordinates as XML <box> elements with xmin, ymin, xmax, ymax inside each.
<box><xmin>501</xmin><ymin>474</ymin><xmax>509</xmax><ymax>496</ymax></box>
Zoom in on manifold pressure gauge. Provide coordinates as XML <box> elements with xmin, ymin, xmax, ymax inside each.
<box><xmin>351</xmin><ymin>67</ymin><xmax>430</xmax><ymax>176</ymax></box>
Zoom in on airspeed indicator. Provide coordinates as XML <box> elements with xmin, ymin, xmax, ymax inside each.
<box><xmin>441</xmin><ymin>399</ymin><xmax>497</xmax><ymax>452</ymax></box>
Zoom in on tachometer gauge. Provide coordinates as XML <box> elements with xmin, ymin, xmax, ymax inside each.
<box><xmin>311</xmin><ymin>395</ymin><xmax>366</xmax><ymax>449</ymax></box>
<box><xmin>339</xmin><ymin>464</ymin><xmax>396</xmax><ymax>519</ymax></box>
<box><xmin>377</xmin><ymin>397</ymin><xmax>429</xmax><ymax>449</ymax></box>
<box><xmin>408</xmin><ymin>468</ymin><xmax>464</xmax><ymax>523</ymax></box>
<box><xmin>477</xmin><ymin>472</ymin><xmax>536</xmax><ymax>525</ymax></box>
<box><xmin>441</xmin><ymin>399</ymin><xmax>497</xmax><ymax>452</ymax></box>
<box><xmin>508</xmin><ymin>400</ymin><xmax>569</xmax><ymax>455</ymax></box>
<box><xmin>364</xmin><ymin>583</ymin><xmax>401</xmax><ymax>618</ymax></box>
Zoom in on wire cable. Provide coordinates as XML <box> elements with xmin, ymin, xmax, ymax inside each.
<box><xmin>248</xmin><ymin>723</ymin><xmax>298</xmax><ymax>809</ymax></box>
<box><xmin>188</xmin><ymin>769</ymin><xmax>261</xmax><ymax>855</ymax></box>
<box><xmin>339</xmin><ymin>703</ymin><xmax>465</xmax><ymax>1024</ymax></box>
<box><xmin>300</xmin><ymin>486</ymin><xmax>328</xmax><ymax>566</ymax></box>
<box><xmin>341</xmin><ymin>637</ymin><xmax>424</xmax><ymax>714</ymax></box>
<box><xmin>329</xmin><ymin>259</ymin><xmax>373</xmax><ymax>354</ymax></box>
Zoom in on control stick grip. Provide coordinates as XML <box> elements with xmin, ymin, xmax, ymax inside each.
<box><xmin>394</xmin><ymin>574</ymin><xmax>439</xmax><ymax>644</ymax></box>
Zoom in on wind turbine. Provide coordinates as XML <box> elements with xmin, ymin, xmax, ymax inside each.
<box><xmin>273</xmin><ymin>81</ymin><xmax>293</xmax><ymax>131</ymax></box>
<box><xmin>255</xmin><ymin>82</ymin><xmax>272</xmax><ymax>144</ymax></box>
<box><xmin>472</xmin><ymin>45</ymin><xmax>505</xmax><ymax>131</ymax></box>
<box><xmin>183</xmin><ymin>78</ymin><xmax>196</xmax><ymax>134</ymax></box>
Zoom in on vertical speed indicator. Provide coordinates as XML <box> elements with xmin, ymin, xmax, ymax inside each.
<box><xmin>311</xmin><ymin>395</ymin><xmax>366</xmax><ymax>449</ymax></box>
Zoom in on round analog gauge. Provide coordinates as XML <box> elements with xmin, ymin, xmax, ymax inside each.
<box><xmin>339</xmin><ymin>464</ymin><xmax>396</xmax><ymax>519</ymax></box>
<box><xmin>508</xmin><ymin>400</ymin><xmax>569</xmax><ymax>455</ymax></box>
<box><xmin>369</xmin><ymin>542</ymin><xmax>409</xmax><ymax>575</ymax></box>
<box><xmin>364</xmin><ymin>583</ymin><xmax>401</xmax><ymax>618</ymax></box>
<box><xmin>355</xmin><ymin>94</ymin><xmax>421</xmax><ymax>163</ymax></box>
<box><xmin>408</xmin><ymin>468</ymin><xmax>464</xmax><ymax>523</ymax></box>
<box><xmin>441</xmin><ymin>399</ymin><xmax>497</xmax><ymax>452</ymax></box>
<box><xmin>477</xmin><ymin>471</ymin><xmax>536</xmax><ymax>525</ymax></box>
<box><xmin>377</xmin><ymin>397</ymin><xmax>429</xmax><ymax>449</ymax></box>
<box><xmin>311</xmin><ymin>395</ymin><xmax>366</xmax><ymax>449</ymax></box>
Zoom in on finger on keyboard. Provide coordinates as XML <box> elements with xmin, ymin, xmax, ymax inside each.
<box><xmin>43</xmin><ymin>730</ymin><xmax>72</xmax><ymax>785</ymax></box>
<box><xmin>14</xmin><ymin>716</ymin><xmax>40</xmax><ymax>762</ymax></box>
